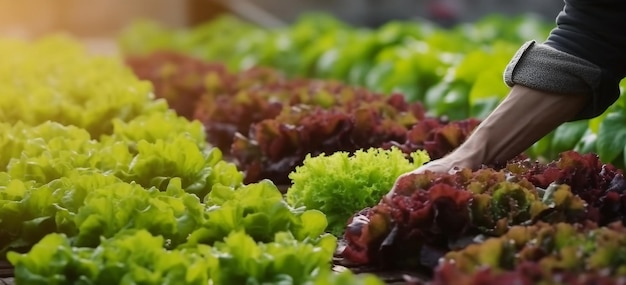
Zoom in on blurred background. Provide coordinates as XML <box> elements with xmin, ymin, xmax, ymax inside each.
<box><xmin>0</xmin><ymin>0</ymin><xmax>564</xmax><ymax>39</ymax></box>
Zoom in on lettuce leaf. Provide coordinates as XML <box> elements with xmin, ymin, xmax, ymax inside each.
<box><xmin>8</xmin><ymin>230</ymin><xmax>213</xmax><ymax>285</ymax></box>
<box><xmin>433</xmin><ymin>222</ymin><xmax>626</xmax><ymax>285</ymax></box>
<box><xmin>8</xmin><ymin>229</ymin><xmax>348</xmax><ymax>285</ymax></box>
<box><xmin>107</xmin><ymin>110</ymin><xmax>207</xmax><ymax>150</ymax></box>
<box><xmin>287</xmin><ymin>147</ymin><xmax>429</xmax><ymax>236</ymax></box>
<box><xmin>209</xmin><ymin>231</ymin><xmax>337</xmax><ymax>285</ymax></box>
<box><xmin>71</xmin><ymin>178</ymin><xmax>205</xmax><ymax>248</ymax></box>
<box><xmin>186</xmin><ymin>180</ymin><xmax>327</xmax><ymax>245</ymax></box>
<box><xmin>341</xmin><ymin>151</ymin><xmax>622</xmax><ymax>269</ymax></box>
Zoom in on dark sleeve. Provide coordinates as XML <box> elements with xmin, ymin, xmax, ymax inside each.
<box><xmin>503</xmin><ymin>0</ymin><xmax>626</xmax><ymax>120</ymax></box>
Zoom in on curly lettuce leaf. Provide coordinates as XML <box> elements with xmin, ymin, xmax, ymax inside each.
<box><xmin>107</xmin><ymin>110</ymin><xmax>206</xmax><ymax>150</ymax></box>
<box><xmin>341</xmin><ymin>152</ymin><xmax>614</xmax><ymax>269</ymax></box>
<box><xmin>187</xmin><ymin>180</ymin><xmax>327</xmax><ymax>246</ymax></box>
<box><xmin>287</xmin><ymin>147</ymin><xmax>429</xmax><ymax>236</ymax></box>
<box><xmin>72</xmin><ymin>178</ymin><xmax>205</xmax><ymax>248</ymax></box>
<box><xmin>123</xmin><ymin>136</ymin><xmax>242</xmax><ymax>199</ymax></box>
<box><xmin>434</xmin><ymin>222</ymin><xmax>626</xmax><ymax>285</ymax></box>
<box><xmin>8</xmin><ymin>230</ymin><xmax>213</xmax><ymax>285</ymax></box>
<box><xmin>0</xmin><ymin>122</ymin><xmax>94</xmax><ymax>172</ymax></box>
<box><xmin>209</xmin><ymin>231</ymin><xmax>337</xmax><ymax>285</ymax></box>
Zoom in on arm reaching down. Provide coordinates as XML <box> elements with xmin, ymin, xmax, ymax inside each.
<box><xmin>407</xmin><ymin>84</ymin><xmax>587</xmax><ymax>174</ymax></box>
<box><xmin>389</xmin><ymin>0</ymin><xmax>626</xmax><ymax>197</ymax></box>
<box><xmin>387</xmin><ymin>84</ymin><xmax>587</xmax><ymax>199</ymax></box>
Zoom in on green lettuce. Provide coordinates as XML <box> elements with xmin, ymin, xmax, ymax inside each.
<box><xmin>8</xmin><ymin>230</ymin><xmax>214</xmax><ymax>285</ymax></box>
<box><xmin>2</xmin><ymin>121</ymin><xmax>239</xmax><ymax>199</ymax></box>
<box><xmin>8</xmin><ymin>229</ymin><xmax>346</xmax><ymax>285</ymax></box>
<box><xmin>1</xmin><ymin>173</ymin><xmax>208</xmax><ymax>255</ymax></box>
<box><xmin>0</xmin><ymin>36</ymin><xmax>166</xmax><ymax>138</ymax></box>
<box><xmin>287</xmin><ymin>147</ymin><xmax>429</xmax><ymax>235</ymax></box>
<box><xmin>209</xmin><ymin>231</ymin><xmax>336</xmax><ymax>285</ymax></box>
<box><xmin>106</xmin><ymin>110</ymin><xmax>206</xmax><ymax>150</ymax></box>
<box><xmin>122</xmin><ymin>136</ymin><xmax>242</xmax><ymax>199</ymax></box>
<box><xmin>186</xmin><ymin>180</ymin><xmax>328</xmax><ymax>245</ymax></box>
<box><xmin>70</xmin><ymin>177</ymin><xmax>205</xmax><ymax>248</ymax></box>
<box><xmin>0</xmin><ymin>122</ymin><xmax>95</xmax><ymax>172</ymax></box>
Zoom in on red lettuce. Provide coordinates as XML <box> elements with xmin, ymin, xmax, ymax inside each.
<box><xmin>341</xmin><ymin>151</ymin><xmax>625</xmax><ymax>271</ymax></box>
<box><xmin>384</xmin><ymin>117</ymin><xmax>481</xmax><ymax>160</ymax></box>
<box><xmin>126</xmin><ymin>52</ymin><xmax>486</xmax><ymax>186</ymax></box>
<box><xmin>125</xmin><ymin>51</ymin><xmax>284</xmax><ymax>150</ymax></box>
<box><xmin>125</xmin><ymin>51</ymin><xmax>232</xmax><ymax>120</ymax></box>
<box><xmin>424</xmin><ymin>221</ymin><xmax>626</xmax><ymax>285</ymax></box>
<box><xmin>232</xmin><ymin>94</ymin><xmax>422</xmax><ymax>184</ymax></box>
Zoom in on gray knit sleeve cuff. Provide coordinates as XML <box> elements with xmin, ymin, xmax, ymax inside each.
<box><xmin>503</xmin><ymin>41</ymin><xmax>606</xmax><ymax>119</ymax></box>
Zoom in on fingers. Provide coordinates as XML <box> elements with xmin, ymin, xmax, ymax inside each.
<box><xmin>386</xmin><ymin>158</ymin><xmax>463</xmax><ymax>199</ymax></box>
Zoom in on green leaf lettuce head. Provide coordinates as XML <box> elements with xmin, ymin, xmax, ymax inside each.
<box><xmin>124</xmin><ymin>136</ymin><xmax>210</xmax><ymax>191</ymax></box>
<box><xmin>209</xmin><ymin>231</ymin><xmax>337</xmax><ymax>285</ymax></box>
<box><xmin>186</xmin><ymin>180</ymin><xmax>328</xmax><ymax>245</ymax></box>
<box><xmin>0</xmin><ymin>122</ymin><xmax>96</xmax><ymax>173</ymax></box>
<box><xmin>2</xmin><ymin>119</ymin><xmax>237</xmax><ymax>199</ymax></box>
<box><xmin>8</xmin><ymin>230</ymin><xmax>214</xmax><ymax>285</ymax></box>
<box><xmin>287</xmin><ymin>147</ymin><xmax>429</xmax><ymax>236</ymax></box>
<box><xmin>71</xmin><ymin>177</ymin><xmax>205</xmax><ymax>248</ymax></box>
<box><xmin>106</xmin><ymin>110</ymin><xmax>207</xmax><ymax>150</ymax></box>
<box><xmin>0</xmin><ymin>173</ymin><xmax>207</xmax><ymax>258</ymax></box>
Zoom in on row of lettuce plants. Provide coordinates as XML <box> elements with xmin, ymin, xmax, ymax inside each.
<box><xmin>118</xmin><ymin>14</ymin><xmax>626</xmax><ymax>169</ymax></box>
<box><xmin>0</xmin><ymin>37</ymin><xmax>384</xmax><ymax>285</ymax></box>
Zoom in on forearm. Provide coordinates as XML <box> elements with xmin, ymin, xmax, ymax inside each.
<box><xmin>449</xmin><ymin>85</ymin><xmax>587</xmax><ymax>168</ymax></box>
<box><xmin>389</xmin><ymin>85</ymin><xmax>587</xmax><ymax>197</ymax></box>
<box><xmin>389</xmin><ymin>1</ymin><xmax>626</xmax><ymax>195</ymax></box>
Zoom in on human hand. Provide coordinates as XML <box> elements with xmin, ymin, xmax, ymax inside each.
<box><xmin>385</xmin><ymin>84</ymin><xmax>589</xmax><ymax>201</ymax></box>
<box><xmin>385</xmin><ymin>156</ymin><xmax>465</xmax><ymax>200</ymax></box>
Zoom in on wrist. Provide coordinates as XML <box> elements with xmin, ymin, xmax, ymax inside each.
<box><xmin>440</xmin><ymin>142</ymin><xmax>487</xmax><ymax>171</ymax></box>
<box><xmin>444</xmin><ymin>85</ymin><xmax>587</xmax><ymax>170</ymax></box>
